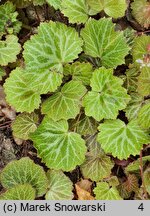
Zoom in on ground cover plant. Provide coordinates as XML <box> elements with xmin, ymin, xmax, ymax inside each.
<box><xmin>0</xmin><ymin>0</ymin><xmax>150</xmax><ymax>200</ymax></box>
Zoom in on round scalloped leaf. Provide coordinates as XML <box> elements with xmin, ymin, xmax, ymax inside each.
<box><xmin>0</xmin><ymin>35</ymin><xmax>21</xmax><ymax>66</ymax></box>
<box><xmin>42</xmin><ymin>80</ymin><xmax>87</xmax><ymax>120</ymax></box>
<box><xmin>125</xmin><ymin>156</ymin><xmax>150</xmax><ymax>173</ymax></box>
<box><xmin>30</xmin><ymin>117</ymin><xmax>87</xmax><ymax>171</ymax></box>
<box><xmin>81</xmin><ymin>18</ymin><xmax>130</xmax><ymax>68</ymax></box>
<box><xmin>46</xmin><ymin>0</ymin><xmax>62</xmax><ymax>10</ymax></box>
<box><xmin>0</xmin><ymin>157</ymin><xmax>48</xmax><ymax>197</ymax></box>
<box><xmin>64</xmin><ymin>62</ymin><xmax>93</xmax><ymax>85</ymax></box>
<box><xmin>4</xmin><ymin>68</ymin><xmax>41</xmax><ymax>113</ymax></box>
<box><xmin>83</xmin><ymin>67</ymin><xmax>130</xmax><ymax>121</ymax></box>
<box><xmin>61</xmin><ymin>0</ymin><xmax>90</xmax><ymax>24</ymax></box>
<box><xmin>97</xmin><ymin>119</ymin><xmax>150</xmax><ymax>160</ymax></box>
<box><xmin>0</xmin><ymin>2</ymin><xmax>21</xmax><ymax>36</ymax></box>
<box><xmin>138</xmin><ymin>102</ymin><xmax>150</xmax><ymax>129</ymax></box>
<box><xmin>132</xmin><ymin>35</ymin><xmax>150</xmax><ymax>68</ymax></box>
<box><xmin>131</xmin><ymin>0</ymin><xmax>150</xmax><ymax>29</ymax></box>
<box><xmin>137</xmin><ymin>67</ymin><xmax>150</xmax><ymax>97</ymax></box>
<box><xmin>45</xmin><ymin>170</ymin><xmax>73</xmax><ymax>200</ymax></box>
<box><xmin>10</xmin><ymin>0</ymin><xmax>45</xmax><ymax>8</ymax></box>
<box><xmin>23</xmin><ymin>21</ymin><xmax>83</xmax><ymax>72</ymax></box>
<box><xmin>143</xmin><ymin>168</ymin><xmax>150</xmax><ymax>195</ymax></box>
<box><xmin>0</xmin><ymin>184</ymin><xmax>36</xmax><ymax>200</ymax></box>
<box><xmin>87</xmin><ymin>0</ymin><xmax>127</xmax><ymax>18</ymax></box>
<box><xmin>125</xmin><ymin>93</ymin><xmax>144</xmax><ymax>121</ymax></box>
<box><xmin>81</xmin><ymin>153</ymin><xmax>114</xmax><ymax>182</ymax></box>
<box><xmin>12</xmin><ymin>112</ymin><xmax>39</xmax><ymax>140</ymax></box>
<box><xmin>94</xmin><ymin>182</ymin><xmax>122</xmax><ymax>200</ymax></box>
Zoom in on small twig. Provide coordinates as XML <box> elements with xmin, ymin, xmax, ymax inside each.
<box><xmin>34</xmin><ymin>6</ymin><xmax>40</xmax><ymax>23</ymax></box>
<box><xmin>139</xmin><ymin>150</ymin><xmax>148</xmax><ymax>199</ymax></box>
<box><xmin>0</xmin><ymin>120</ymin><xmax>12</xmax><ymax>127</ymax></box>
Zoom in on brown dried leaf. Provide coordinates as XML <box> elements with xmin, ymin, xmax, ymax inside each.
<box><xmin>75</xmin><ymin>184</ymin><xmax>95</xmax><ymax>200</ymax></box>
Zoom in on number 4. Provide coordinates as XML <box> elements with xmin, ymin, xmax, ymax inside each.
<box><xmin>138</xmin><ymin>203</ymin><xmax>144</xmax><ymax>211</ymax></box>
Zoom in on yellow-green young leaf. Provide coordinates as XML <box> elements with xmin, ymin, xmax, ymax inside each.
<box><xmin>81</xmin><ymin>18</ymin><xmax>130</xmax><ymax>68</ymax></box>
<box><xmin>87</xmin><ymin>0</ymin><xmax>127</xmax><ymax>18</ymax></box>
<box><xmin>138</xmin><ymin>102</ymin><xmax>150</xmax><ymax>129</ymax></box>
<box><xmin>0</xmin><ymin>35</ymin><xmax>21</xmax><ymax>66</ymax></box>
<box><xmin>0</xmin><ymin>67</ymin><xmax>5</xmax><ymax>80</ymax></box>
<box><xmin>138</xmin><ymin>67</ymin><xmax>150</xmax><ymax>97</ymax></box>
<box><xmin>61</xmin><ymin>0</ymin><xmax>90</xmax><ymax>24</ymax></box>
<box><xmin>0</xmin><ymin>2</ymin><xmax>21</xmax><ymax>36</ymax></box>
<box><xmin>94</xmin><ymin>182</ymin><xmax>122</xmax><ymax>200</ymax></box>
<box><xmin>144</xmin><ymin>168</ymin><xmax>150</xmax><ymax>195</ymax></box>
<box><xmin>4</xmin><ymin>68</ymin><xmax>41</xmax><ymax>113</ymax></box>
<box><xmin>12</xmin><ymin>113</ymin><xmax>39</xmax><ymax>140</ymax></box>
<box><xmin>30</xmin><ymin>117</ymin><xmax>87</xmax><ymax>171</ymax></box>
<box><xmin>125</xmin><ymin>156</ymin><xmax>150</xmax><ymax>173</ymax></box>
<box><xmin>45</xmin><ymin>170</ymin><xmax>73</xmax><ymax>200</ymax></box>
<box><xmin>83</xmin><ymin>67</ymin><xmax>130</xmax><ymax>121</ymax></box>
<box><xmin>10</xmin><ymin>0</ymin><xmax>45</xmax><ymax>8</ymax></box>
<box><xmin>63</xmin><ymin>62</ymin><xmax>93</xmax><ymax>85</ymax></box>
<box><xmin>131</xmin><ymin>0</ymin><xmax>150</xmax><ymax>29</ymax></box>
<box><xmin>132</xmin><ymin>35</ymin><xmax>150</xmax><ymax>68</ymax></box>
<box><xmin>97</xmin><ymin>119</ymin><xmax>150</xmax><ymax>160</ymax></box>
<box><xmin>0</xmin><ymin>157</ymin><xmax>48</xmax><ymax>197</ymax></box>
<box><xmin>46</xmin><ymin>0</ymin><xmax>62</xmax><ymax>10</ymax></box>
<box><xmin>125</xmin><ymin>93</ymin><xmax>144</xmax><ymax>121</ymax></box>
<box><xmin>42</xmin><ymin>81</ymin><xmax>87</xmax><ymax>120</ymax></box>
<box><xmin>81</xmin><ymin>135</ymin><xmax>114</xmax><ymax>182</ymax></box>
<box><xmin>23</xmin><ymin>21</ymin><xmax>83</xmax><ymax>72</ymax></box>
<box><xmin>0</xmin><ymin>184</ymin><xmax>36</xmax><ymax>200</ymax></box>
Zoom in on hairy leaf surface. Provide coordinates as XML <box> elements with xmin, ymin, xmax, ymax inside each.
<box><xmin>46</xmin><ymin>170</ymin><xmax>73</xmax><ymax>200</ymax></box>
<box><xmin>97</xmin><ymin>119</ymin><xmax>150</xmax><ymax>159</ymax></box>
<box><xmin>30</xmin><ymin>117</ymin><xmax>87</xmax><ymax>171</ymax></box>
<box><xmin>81</xmin><ymin>18</ymin><xmax>130</xmax><ymax>68</ymax></box>
<box><xmin>42</xmin><ymin>81</ymin><xmax>87</xmax><ymax>120</ymax></box>
<box><xmin>0</xmin><ymin>157</ymin><xmax>48</xmax><ymax>197</ymax></box>
<box><xmin>83</xmin><ymin>67</ymin><xmax>130</xmax><ymax>121</ymax></box>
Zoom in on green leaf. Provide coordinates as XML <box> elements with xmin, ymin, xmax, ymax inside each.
<box><xmin>131</xmin><ymin>0</ymin><xmax>150</xmax><ymax>29</ymax></box>
<box><xmin>64</xmin><ymin>62</ymin><xmax>93</xmax><ymax>85</ymax></box>
<box><xmin>0</xmin><ymin>184</ymin><xmax>36</xmax><ymax>200</ymax></box>
<box><xmin>45</xmin><ymin>170</ymin><xmax>73</xmax><ymax>200</ymax></box>
<box><xmin>0</xmin><ymin>157</ymin><xmax>48</xmax><ymax>197</ymax></box>
<box><xmin>132</xmin><ymin>35</ymin><xmax>150</xmax><ymax>68</ymax></box>
<box><xmin>30</xmin><ymin>117</ymin><xmax>87</xmax><ymax>171</ymax></box>
<box><xmin>23</xmin><ymin>21</ymin><xmax>83</xmax><ymax>72</ymax></box>
<box><xmin>12</xmin><ymin>113</ymin><xmax>39</xmax><ymax>140</ymax></box>
<box><xmin>143</xmin><ymin>168</ymin><xmax>150</xmax><ymax>195</ymax></box>
<box><xmin>125</xmin><ymin>93</ymin><xmax>144</xmax><ymax>121</ymax></box>
<box><xmin>97</xmin><ymin>119</ymin><xmax>150</xmax><ymax>160</ymax></box>
<box><xmin>10</xmin><ymin>0</ymin><xmax>45</xmax><ymax>8</ymax></box>
<box><xmin>42</xmin><ymin>80</ymin><xmax>87</xmax><ymax>120</ymax></box>
<box><xmin>81</xmin><ymin>135</ymin><xmax>114</xmax><ymax>182</ymax></box>
<box><xmin>71</xmin><ymin>114</ymin><xmax>98</xmax><ymax>136</ymax></box>
<box><xmin>125</xmin><ymin>156</ymin><xmax>150</xmax><ymax>173</ymax></box>
<box><xmin>94</xmin><ymin>182</ymin><xmax>122</xmax><ymax>200</ymax></box>
<box><xmin>46</xmin><ymin>0</ymin><xmax>62</xmax><ymax>10</ymax></box>
<box><xmin>0</xmin><ymin>67</ymin><xmax>5</xmax><ymax>80</ymax></box>
<box><xmin>4</xmin><ymin>68</ymin><xmax>41</xmax><ymax>113</ymax></box>
<box><xmin>87</xmin><ymin>0</ymin><xmax>127</xmax><ymax>18</ymax></box>
<box><xmin>81</xmin><ymin>18</ymin><xmax>130</xmax><ymax>68</ymax></box>
<box><xmin>83</xmin><ymin>67</ymin><xmax>130</xmax><ymax>121</ymax></box>
<box><xmin>125</xmin><ymin>65</ymin><xmax>140</xmax><ymax>93</ymax></box>
<box><xmin>137</xmin><ymin>67</ymin><xmax>150</xmax><ymax>97</ymax></box>
<box><xmin>61</xmin><ymin>0</ymin><xmax>90</xmax><ymax>24</ymax></box>
<box><xmin>0</xmin><ymin>35</ymin><xmax>21</xmax><ymax>66</ymax></box>
<box><xmin>0</xmin><ymin>1</ymin><xmax>21</xmax><ymax>36</ymax></box>
<box><xmin>138</xmin><ymin>102</ymin><xmax>150</xmax><ymax>129</ymax></box>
